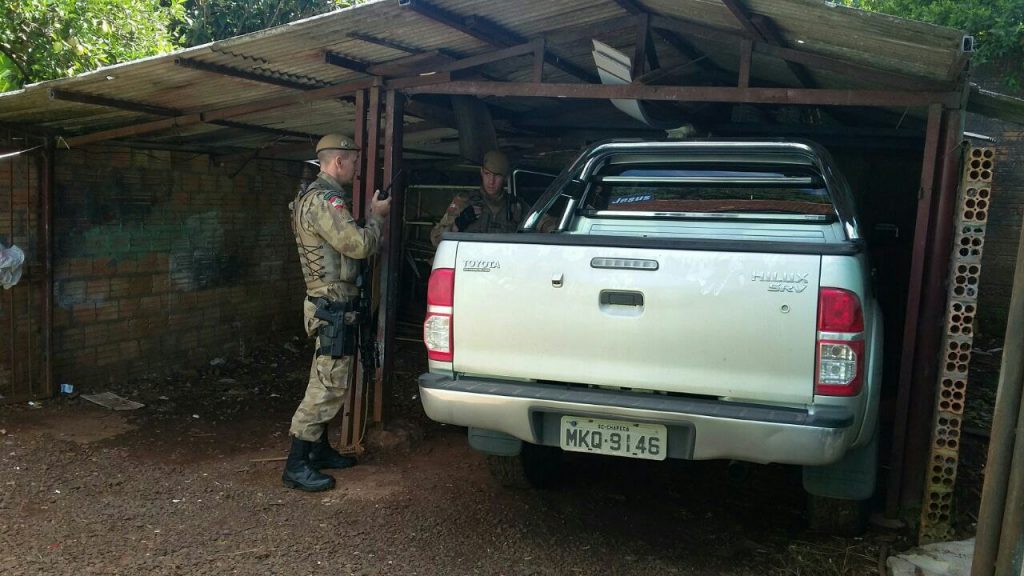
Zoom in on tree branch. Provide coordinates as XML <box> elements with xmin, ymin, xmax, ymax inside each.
<box><xmin>0</xmin><ymin>43</ymin><xmax>31</xmax><ymax>86</ymax></box>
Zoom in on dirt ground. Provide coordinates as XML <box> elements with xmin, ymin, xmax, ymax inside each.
<box><xmin>0</xmin><ymin>338</ymin><xmax>994</xmax><ymax>576</ymax></box>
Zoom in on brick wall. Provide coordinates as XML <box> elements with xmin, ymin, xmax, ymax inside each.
<box><xmin>51</xmin><ymin>145</ymin><xmax>308</xmax><ymax>387</ymax></box>
<box><xmin>967</xmin><ymin>114</ymin><xmax>1024</xmax><ymax>340</ymax></box>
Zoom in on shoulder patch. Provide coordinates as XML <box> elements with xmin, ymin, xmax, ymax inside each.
<box><xmin>327</xmin><ymin>195</ymin><xmax>348</xmax><ymax>211</ymax></box>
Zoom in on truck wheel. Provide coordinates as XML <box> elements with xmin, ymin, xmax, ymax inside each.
<box><xmin>486</xmin><ymin>443</ymin><xmax>561</xmax><ymax>489</ymax></box>
<box><xmin>807</xmin><ymin>494</ymin><xmax>869</xmax><ymax>536</ymax></box>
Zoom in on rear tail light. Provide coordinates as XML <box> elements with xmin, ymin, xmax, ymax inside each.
<box><xmin>424</xmin><ymin>268</ymin><xmax>455</xmax><ymax>362</ymax></box>
<box><xmin>815</xmin><ymin>288</ymin><xmax>865</xmax><ymax>396</ymax></box>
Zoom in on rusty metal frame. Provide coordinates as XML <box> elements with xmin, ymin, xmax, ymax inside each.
<box><xmin>399</xmin><ymin>0</ymin><xmax>597</xmax><ymax>83</ymax></box>
<box><xmin>0</xmin><ymin>139</ymin><xmax>51</xmax><ymax>404</ymax></box>
<box><xmin>42</xmin><ymin>140</ymin><xmax>53</xmax><ymax>399</ymax></box>
<box><xmin>648</xmin><ymin>13</ymin><xmax>956</xmax><ymax>92</ymax></box>
<box><xmin>64</xmin><ymin>78</ymin><xmax>378</xmax><ymax>147</ymax></box>
<box><xmin>884</xmin><ymin>103</ymin><xmax>944</xmax><ymax>516</ymax></box>
<box><xmin>375</xmin><ymin>89</ymin><xmax>405</xmax><ymax>424</ymax></box>
<box><xmin>324</xmin><ymin>51</ymin><xmax>370</xmax><ymax>74</ymax></box>
<box><xmin>405</xmin><ymin>80</ymin><xmax>958</xmax><ymax>107</ymax></box>
<box><xmin>49</xmin><ymin>89</ymin><xmax>321</xmax><ymax>141</ymax></box>
<box><xmin>174</xmin><ymin>57</ymin><xmax>325</xmax><ymax>90</ymax></box>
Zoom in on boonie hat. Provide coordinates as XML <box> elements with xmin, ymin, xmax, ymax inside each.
<box><xmin>482</xmin><ymin>150</ymin><xmax>509</xmax><ymax>176</ymax></box>
<box><xmin>316</xmin><ymin>133</ymin><xmax>360</xmax><ymax>153</ymax></box>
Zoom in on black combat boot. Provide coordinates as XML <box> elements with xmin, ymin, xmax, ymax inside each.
<box><xmin>308</xmin><ymin>425</ymin><xmax>358</xmax><ymax>470</ymax></box>
<box><xmin>282</xmin><ymin>437</ymin><xmax>335</xmax><ymax>492</ymax></box>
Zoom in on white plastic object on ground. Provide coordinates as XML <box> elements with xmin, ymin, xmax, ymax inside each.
<box><xmin>0</xmin><ymin>243</ymin><xmax>25</xmax><ymax>289</ymax></box>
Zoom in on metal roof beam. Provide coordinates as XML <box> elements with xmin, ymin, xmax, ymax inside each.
<box><xmin>347</xmin><ymin>32</ymin><xmax>421</xmax><ymax>54</ymax></box>
<box><xmin>720</xmin><ymin>0</ymin><xmax>816</xmax><ymax>88</ymax></box>
<box><xmin>542</xmin><ymin>16</ymin><xmax>637</xmax><ymax>47</ymax></box>
<box><xmin>612</xmin><ymin>0</ymin><xmax>646</xmax><ymax>15</ymax></box>
<box><xmin>649</xmin><ymin>14</ymin><xmax>954</xmax><ymax>91</ymax></box>
<box><xmin>64</xmin><ymin>78</ymin><xmax>378</xmax><ymax>147</ymax></box>
<box><xmin>48</xmin><ymin>88</ymin><xmax>318</xmax><ymax>142</ymax></box>
<box><xmin>720</xmin><ymin>0</ymin><xmax>765</xmax><ymax>41</ymax></box>
<box><xmin>400</xmin><ymin>0</ymin><xmax>597</xmax><ymax>83</ymax></box>
<box><xmin>324</xmin><ymin>51</ymin><xmax>370</xmax><ymax>74</ymax></box>
<box><xmin>749</xmin><ymin>15</ymin><xmax>816</xmax><ymax>88</ymax></box>
<box><xmin>368</xmin><ymin>51</ymin><xmax>453</xmax><ymax>77</ymax></box>
<box><xmin>49</xmin><ymin>89</ymin><xmax>180</xmax><ymax>117</ymax></box>
<box><xmin>404</xmin><ymin>80</ymin><xmax>960</xmax><ymax>108</ymax></box>
<box><xmin>204</xmin><ymin>120</ymin><xmax>317</xmax><ymax>140</ymax></box>
<box><xmin>633</xmin><ymin>13</ymin><xmax>659</xmax><ymax>75</ymax></box>
<box><xmin>174</xmin><ymin>58</ymin><xmax>324</xmax><ymax>90</ymax></box>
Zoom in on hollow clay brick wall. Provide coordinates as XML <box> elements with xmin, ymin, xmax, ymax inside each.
<box><xmin>51</xmin><ymin>145</ymin><xmax>307</xmax><ymax>388</ymax></box>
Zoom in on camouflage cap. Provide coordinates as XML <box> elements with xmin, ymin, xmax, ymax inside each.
<box><xmin>316</xmin><ymin>133</ymin><xmax>360</xmax><ymax>153</ymax></box>
<box><xmin>482</xmin><ymin>150</ymin><xmax>510</xmax><ymax>176</ymax></box>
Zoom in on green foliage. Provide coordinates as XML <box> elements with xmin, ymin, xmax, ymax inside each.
<box><xmin>840</xmin><ymin>0</ymin><xmax>1024</xmax><ymax>87</ymax></box>
<box><xmin>0</xmin><ymin>0</ymin><xmax>184</xmax><ymax>91</ymax></box>
<box><xmin>173</xmin><ymin>0</ymin><xmax>364</xmax><ymax>46</ymax></box>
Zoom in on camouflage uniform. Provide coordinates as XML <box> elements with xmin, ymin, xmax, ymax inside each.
<box><xmin>290</xmin><ymin>172</ymin><xmax>383</xmax><ymax>442</ymax></box>
<box><xmin>430</xmin><ymin>189</ymin><xmax>531</xmax><ymax>247</ymax></box>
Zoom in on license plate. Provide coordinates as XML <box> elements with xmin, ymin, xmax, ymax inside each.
<box><xmin>559</xmin><ymin>416</ymin><xmax>667</xmax><ymax>461</ymax></box>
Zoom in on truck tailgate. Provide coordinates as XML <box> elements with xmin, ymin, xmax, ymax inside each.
<box><xmin>452</xmin><ymin>242</ymin><xmax>822</xmax><ymax>405</ymax></box>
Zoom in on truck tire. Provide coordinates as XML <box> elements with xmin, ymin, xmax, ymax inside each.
<box><xmin>486</xmin><ymin>443</ymin><xmax>561</xmax><ymax>489</ymax></box>
<box><xmin>807</xmin><ymin>493</ymin><xmax>869</xmax><ymax>536</ymax></box>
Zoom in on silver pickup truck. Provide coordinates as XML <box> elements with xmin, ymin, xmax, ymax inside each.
<box><xmin>419</xmin><ymin>140</ymin><xmax>883</xmax><ymax>534</ymax></box>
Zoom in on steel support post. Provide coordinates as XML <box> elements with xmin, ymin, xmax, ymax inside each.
<box><xmin>42</xmin><ymin>139</ymin><xmax>53</xmax><ymax>398</ymax></box>
<box><xmin>903</xmin><ymin>109</ymin><xmax>965</xmax><ymax>516</ymax></box>
<box><xmin>886</xmin><ymin>103</ymin><xmax>944</xmax><ymax>517</ymax></box>
<box><xmin>374</xmin><ymin>89</ymin><xmax>404</xmax><ymax>424</ymax></box>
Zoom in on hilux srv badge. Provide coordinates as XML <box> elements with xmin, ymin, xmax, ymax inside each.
<box><xmin>752</xmin><ymin>271</ymin><xmax>809</xmax><ymax>293</ymax></box>
<box><xmin>463</xmin><ymin>260</ymin><xmax>500</xmax><ymax>272</ymax></box>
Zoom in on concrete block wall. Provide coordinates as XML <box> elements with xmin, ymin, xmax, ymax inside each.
<box><xmin>51</xmin><ymin>145</ymin><xmax>307</xmax><ymax>387</ymax></box>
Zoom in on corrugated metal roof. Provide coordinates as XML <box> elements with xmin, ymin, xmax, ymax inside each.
<box><xmin>2</xmin><ymin>0</ymin><xmax>1009</xmax><ymax>160</ymax></box>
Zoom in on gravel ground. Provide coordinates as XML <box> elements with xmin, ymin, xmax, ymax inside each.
<box><xmin>1</xmin><ymin>338</ymin><xmax>988</xmax><ymax>576</ymax></box>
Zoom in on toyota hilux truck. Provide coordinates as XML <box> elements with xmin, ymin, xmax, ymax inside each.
<box><xmin>419</xmin><ymin>140</ymin><xmax>882</xmax><ymax>534</ymax></box>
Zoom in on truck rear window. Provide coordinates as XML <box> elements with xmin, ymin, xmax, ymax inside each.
<box><xmin>586</xmin><ymin>164</ymin><xmax>835</xmax><ymax>217</ymax></box>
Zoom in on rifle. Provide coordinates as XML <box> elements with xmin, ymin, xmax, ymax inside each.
<box><xmin>355</xmin><ymin>168</ymin><xmax>404</xmax><ymax>418</ymax></box>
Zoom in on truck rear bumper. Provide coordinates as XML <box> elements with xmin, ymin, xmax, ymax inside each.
<box><xmin>419</xmin><ymin>373</ymin><xmax>856</xmax><ymax>466</ymax></box>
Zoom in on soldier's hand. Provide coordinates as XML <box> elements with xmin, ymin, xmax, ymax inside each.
<box><xmin>370</xmin><ymin>190</ymin><xmax>392</xmax><ymax>219</ymax></box>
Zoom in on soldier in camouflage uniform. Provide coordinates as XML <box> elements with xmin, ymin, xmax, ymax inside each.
<box><xmin>430</xmin><ymin>150</ymin><xmax>531</xmax><ymax>247</ymax></box>
<box><xmin>284</xmin><ymin>133</ymin><xmax>391</xmax><ymax>492</ymax></box>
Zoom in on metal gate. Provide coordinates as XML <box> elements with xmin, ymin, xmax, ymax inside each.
<box><xmin>0</xmin><ymin>149</ymin><xmax>50</xmax><ymax>403</ymax></box>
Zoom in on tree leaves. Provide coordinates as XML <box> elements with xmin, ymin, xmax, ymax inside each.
<box><xmin>840</xmin><ymin>0</ymin><xmax>1024</xmax><ymax>88</ymax></box>
<box><xmin>170</xmin><ymin>0</ymin><xmax>358</xmax><ymax>47</ymax></box>
<box><xmin>0</xmin><ymin>0</ymin><xmax>184</xmax><ymax>91</ymax></box>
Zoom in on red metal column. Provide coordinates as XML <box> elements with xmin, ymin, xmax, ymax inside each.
<box><xmin>342</xmin><ymin>87</ymin><xmax>382</xmax><ymax>451</ymax></box>
<box><xmin>374</xmin><ymin>89</ymin><xmax>404</xmax><ymax>424</ymax></box>
<box><xmin>900</xmin><ymin>109</ymin><xmax>964</xmax><ymax>510</ymax></box>
<box><xmin>886</xmin><ymin>104</ymin><xmax>944</xmax><ymax>516</ymax></box>
<box><xmin>41</xmin><ymin>140</ymin><xmax>53</xmax><ymax>398</ymax></box>
<box><xmin>352</xmin><ymin>89</ymin><xmax>367</xmax><ymax>219</ymax></box>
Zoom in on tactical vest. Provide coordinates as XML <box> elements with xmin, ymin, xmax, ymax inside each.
<box><xmin>290</xmin><ymin>175</ymin><xmax>360</xmax><ymax>298</ymax></box>
<box><xmin>463</xmin><ymin>191</ymin><xmax>529</xmax><ymax>234</ymax></box>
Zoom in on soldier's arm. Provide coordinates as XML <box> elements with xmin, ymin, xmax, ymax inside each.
<box><xmin>430</xmin><ymin>194</ymin><xmax>470</xmax><ymax>247</ymax></box>
<box><xmin>312</xmin><ymin>197</ymin><xmax>383</xmax><ymax>259</ymax></box>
